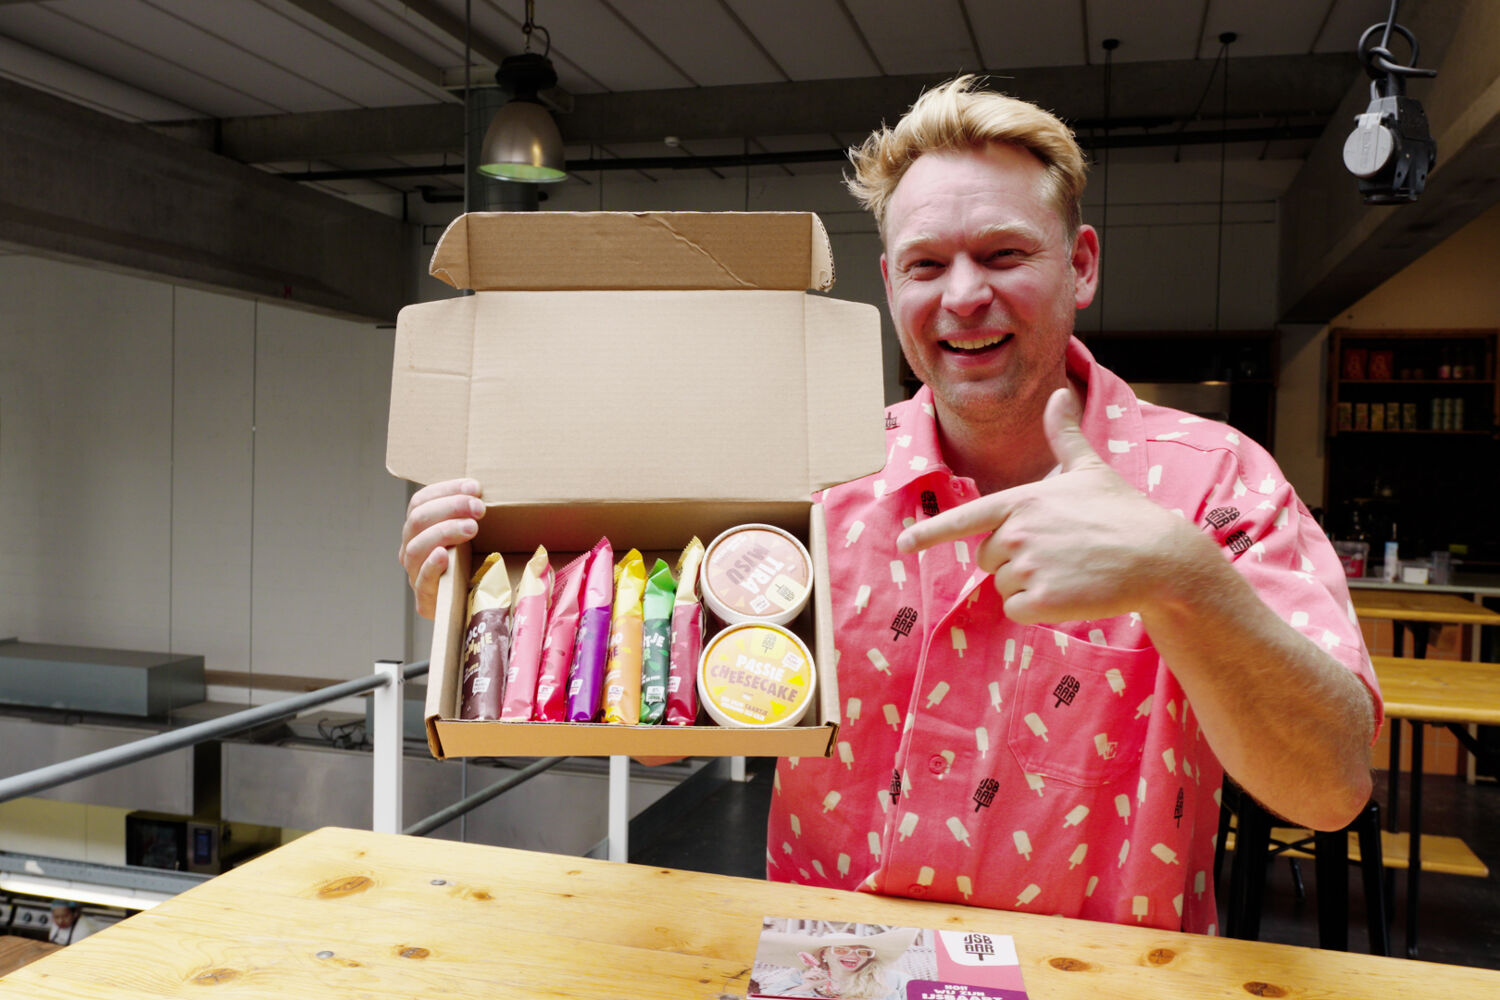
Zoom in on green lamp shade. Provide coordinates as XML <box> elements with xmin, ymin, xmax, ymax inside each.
<box><xmin>479</xmin><ymin>100</ymin><xmax>567</xmax><ymax>183</ymax></box>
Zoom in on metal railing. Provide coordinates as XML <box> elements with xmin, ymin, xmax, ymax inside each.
<box><xmin>0</xmin><ymin>658</ymin><xmax>567</xmax><ymax>869</ymax></box>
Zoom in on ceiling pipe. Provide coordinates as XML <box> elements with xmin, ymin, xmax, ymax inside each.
<box><xmin>281</xmin><ymin>122</ymin><xmax>1323</xmax><ymax>184</ymax></box>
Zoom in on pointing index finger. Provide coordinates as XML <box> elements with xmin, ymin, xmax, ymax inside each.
<box><xmin>896</xmin><ymin>493</ymin><xmax>1014</xmax><ymax>554</ymax></box>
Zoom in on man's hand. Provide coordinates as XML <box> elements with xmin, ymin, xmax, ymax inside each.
<box><xmin>399</xmin><ymin>478</ymin><xmax>486</xmax><ymax>619</ymax></box>
<box><xmin>896</xmin><ymin>387</ymin><xmax>1213</xmax><ymax>624</ymax></box>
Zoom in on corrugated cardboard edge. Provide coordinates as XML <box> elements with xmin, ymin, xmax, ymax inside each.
<box><xmin>428</xmin><ymin>213</ymin><xmax>473</xmax><ymax>292</ymax></box>
<box><xmin>423</xmin><ymin>541</ymin><xmax>470</xmax><ymax>759</ymax></box>
<box><xmin>808</xmin><ymin>213</ymin><xmax>834</xmax><ymax>292</ymax></box>
<box><xmin>809</xmin><ymin>503</ymin><xmax>840</xmax><ymax>729</ymax></box>
<box><xmin>427</xmin><ymin>212</ymin><xmax>835</xmax><ymax>292</ymax></box>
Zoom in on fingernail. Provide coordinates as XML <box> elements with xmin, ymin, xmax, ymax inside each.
<box><xmin>895</xmin><ymin>531</ymin><xmax>913</xmax><ymax>553</ymax></box>
<box><xmin>469</xmin><ymin>498</ymin><xmax>485</xmax><ymax>517</ymax></box>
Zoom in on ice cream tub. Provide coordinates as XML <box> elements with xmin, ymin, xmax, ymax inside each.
<box><xmin>700</xmin><ymin>523</ymin><xmax>813</xmax><ymax>627</ymax></box>
<box><xmin>697</xmin><ymin>622</ymin><xmax>817</xmax><ymax>729</ymax></box>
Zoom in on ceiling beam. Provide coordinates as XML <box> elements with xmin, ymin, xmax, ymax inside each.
<box><xmin>147</xmin><ymin>53</ymin><xmax>1358</xmax><ymax>164</ymax></box>
<box><xmin>564</xmin><ymin>54</ymin><xmax>1357</xmax><ymax>145</ymax></box>
<box><xmin>0</xmin><ymin>77</ymin><xmax>414</xmax><ymax>323</ymax></box>
<box><xmin>282</xmin><ymin>0</ymin><xmax>446</xmax><ymax>88</ymax></box>
<box><xmin>398</xmin><ymin>0</ymin><xmax>512</xmax><ymax>68</ymax></box>
<box><xmin>1278</xmin><ymin>0</ymin><xmax>1500</xmax><ymax>322</ymax></box>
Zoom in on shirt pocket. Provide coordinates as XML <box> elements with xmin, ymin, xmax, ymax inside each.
<box><xmin>1006</xmin><ymin>626</ymin><xmax>1156</xmax><ymax>787</ymax></box>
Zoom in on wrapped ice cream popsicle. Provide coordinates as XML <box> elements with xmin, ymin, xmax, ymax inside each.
<box><xmin>459</xmin><ymin>552</ymin><xmax>512</xmax><ymax>720</ymax></box>
<box><xmin>534</xmin><ymin>550</ymin><xmax>587</xmax><ymax>722</ymax></box>
<box><xmin>566</xmin><ymin>537</ymin><xmax>613</xmax><ymax>723</ymax></box>
<box><xmin>639</xmin><ymin>558</ymin><xmax>676</xmax><ymax>724</ymax></box>
<box><xmin>603</xmin><ymin>549</ymin><xmax>646</xmax><ymax>725</ymax></box>
<box><xmin>666</xmin><ymin>536</ymin><xmax>705</xmax><ymax>726</ymax></box>
<box><xmin>500</xmin><ymin>546</ymin><xmax>552</xmax><ymax>721</ymax></box>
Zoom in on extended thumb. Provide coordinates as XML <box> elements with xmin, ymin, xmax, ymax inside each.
<box><xmin>1043</xmin><ymin>388</ymin><xmax>1099</xmax><ymax>470</ymax></box>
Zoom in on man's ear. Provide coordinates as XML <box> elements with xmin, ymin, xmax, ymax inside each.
<box><xmin>880</xmin><ymin>253</ymin><xmax>893</xmax><ymax>308</ymax></box>
<box><xmin>1071</xmin><ymin>225</ymin><xmax>1101</xmax><ymax>310</ymax></box>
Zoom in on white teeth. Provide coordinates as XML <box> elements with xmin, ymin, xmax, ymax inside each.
<box><xmin>945</xmin><ymin>335</ymin><xmax>1005</xmax><ymax>350</ymax></box>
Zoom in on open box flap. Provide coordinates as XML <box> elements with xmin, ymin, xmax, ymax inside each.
<box><xmin>386</xmin><ymin>292</ymin><xmax>885</xmax><ymax>524</ymax></box>
<box><xmin>429</xmin><ymin>212</ymin><xmax>835</xmax><ymax>292</ymax></box>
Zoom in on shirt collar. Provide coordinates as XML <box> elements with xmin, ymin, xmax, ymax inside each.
<box><xmin>879</xmin><ymin>338</ymin><xmax>1150</xmax><ymax>495</ymax></box>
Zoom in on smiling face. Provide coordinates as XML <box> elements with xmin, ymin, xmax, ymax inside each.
<box><xmin>825</xmin><ymin>944</ymin><xmax>874</xmax><ymax>972</ymax></box>
<box><xmin>880</xmin><ymin>142</ymin><xmax>1098</xmax><ymax>435</ymax></box>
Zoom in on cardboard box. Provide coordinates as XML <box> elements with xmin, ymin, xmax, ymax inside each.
<box><xmin>387</xmin><ymin>212</ymin><xmax>886</xmax><ymax>759</ymax></box>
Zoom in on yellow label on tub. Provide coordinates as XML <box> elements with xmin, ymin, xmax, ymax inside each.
<box><xmin>699</xmin><ymin>624</ymin><xmax>814</xmax><ymax>727</ymax></box>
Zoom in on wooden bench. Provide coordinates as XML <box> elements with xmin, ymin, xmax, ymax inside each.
<box><xmin>1226</xmin><ymin>827</ymin><xmax>1489</xmax><ymax>877</ymax></box>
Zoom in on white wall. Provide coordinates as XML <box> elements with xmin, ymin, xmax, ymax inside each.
<box><xmin>0</xmin><ymin>254</ymin><xmax>409</xmax><ymax>707</ymax></box>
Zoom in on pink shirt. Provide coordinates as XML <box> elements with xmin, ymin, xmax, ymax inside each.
<box><xmin>766</xmin><ymin>338</ymin><xmax>1382</xmax><ymax>934</ymax></box>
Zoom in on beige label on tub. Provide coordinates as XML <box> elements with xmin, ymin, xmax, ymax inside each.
<box><xmin>705</xmin><ymin>528</ymin><xmax>810</xmax><ymax>617</ymax></box>
<box><xmin>701</xmin><ymin>627</ymin><xmax>813</xmax><ymax>726</ymax></box>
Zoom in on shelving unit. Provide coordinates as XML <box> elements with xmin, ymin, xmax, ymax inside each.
<box><xmin>1328</xmin><ymin>329</ymin><xmax>1497</xmax><ymax>436</ymax></box>
<box><xmin>1324</xmin><ymin>329</ymin><xmax>1500</xmax><ymax>566</ymax></box>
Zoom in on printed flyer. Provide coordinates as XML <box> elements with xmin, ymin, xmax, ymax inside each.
<box><xmin>748</xmin><ymin>916</ymin><xmax>1029</xmax><ymax>1000</ymax></box>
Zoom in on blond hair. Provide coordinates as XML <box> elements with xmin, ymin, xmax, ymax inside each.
<box><xmin>846</xmin><ymin>75</ymin><xmax>1088</xmax><ymax>242</ymax></box>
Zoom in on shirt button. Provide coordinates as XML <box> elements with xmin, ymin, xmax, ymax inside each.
<box><xmin>952</xmin><ymin>612</ymin><xmax>970</xmax><ymax>627</ymax></box>
<box><xmin>928</xmin><ymin>754</ymin><xmax>947</xmax><ymax>775</ymax></box>
<box><xmin>907</xmin><ymin>884</ymin><xmax>927</xmax><ymax>898</ymax></box>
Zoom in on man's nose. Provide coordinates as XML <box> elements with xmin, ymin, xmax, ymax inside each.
<box><xmin>941</xmin><ymin>255</ymin><xmax>993</xmax><ymax>316</ymax></box>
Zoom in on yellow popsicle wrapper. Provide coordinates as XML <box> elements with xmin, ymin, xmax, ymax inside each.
<box><xmin>603</xmin><ymin>548</ymin><xmax>646</xmax><ymax>725</ymax></box>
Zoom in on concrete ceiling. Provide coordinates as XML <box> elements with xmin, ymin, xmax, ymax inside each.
<box><xmin>0</xmin><ymin>0</ymin><xmax>1493</xmax><ymax>323</ymax></box>
<box><xmin>1</xmin><ymin>0</ymin><xmax>1396</xmax><ymax>196</ymax></box>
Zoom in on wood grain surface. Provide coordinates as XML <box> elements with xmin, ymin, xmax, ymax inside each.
<box><xmin>0</xmin><ymin>936</ymin><xmax>59</xmax><ymax>978</ymax></box>
<box><xmin>2</xmin><ymin>827</ymin><xmax>1497</xmax><ymax>998</ymax></box>
<box><xmin>1373</xmin><ymin>655</ymin><xmax>1500</xmax><ymax>725</ymax></box>
<box><xmin>1352</xmin><ymin>589</ymin><xmax>1500</xmax><ymax>625</ymax></box>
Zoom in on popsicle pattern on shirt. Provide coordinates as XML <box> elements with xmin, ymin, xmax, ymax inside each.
<box><xmin>765</xmin><ymin>338</ymin><xmax>1382</xmax><ymax>934</ymax></box>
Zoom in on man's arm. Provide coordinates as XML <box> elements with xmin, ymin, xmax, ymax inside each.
<box><xmin>898</xmin><ymin>389</ymin><xmax>1375</xmax><ymax>831</ymax></box>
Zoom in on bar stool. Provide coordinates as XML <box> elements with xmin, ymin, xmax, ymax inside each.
<box><xmin>1216</xmin><ymin>782</ymin><xmax>1389</xmax><ymax>955</ymax></box>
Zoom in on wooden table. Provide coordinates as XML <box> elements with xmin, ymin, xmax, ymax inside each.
<box><xmin>1350</xmin><ymin>589</ymin><xmax>1500</xmax><ymax>657</ymax></box>
<box><xmin>1368</xmin><ymin>653</ymin><xmax>1500</xmax><ymax>958</ymax></box>
<box><xmin>0</xmin><ymin>936</ymin><xmax>59</xmax><ymax>977</ymax></box>
<box><xmin>1375</xmin><ymin>655</ymin><xmax>1500</xmax><ymax>725</ymax></box>
<box><xmin>2</xmin><ymin>827</ymin><xmax>1496</xmax><ymax>998</ymax></box>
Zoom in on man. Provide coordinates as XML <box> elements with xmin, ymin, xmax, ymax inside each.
<box><xmin>48</xmin><ymin>900</ymin><xmax>104</xmax><ymax>945</ymax></box>
<box><xmin>399</xmin><ymin>77</ymin><xmax>1380</xmax><ymax>934</ymax></box>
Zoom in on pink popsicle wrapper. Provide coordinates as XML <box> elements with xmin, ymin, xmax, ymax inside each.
<box><xmin>639</xmin><ymin>558</ymin><xmax>676</xmax><ymax>725</ymax></box>
<box><xmin>603</xmin><ymin>549</ymin><xmax>646</xmax><ymax>725</ymax></box>
<box><xmin>666</xmin><ymin>536</ymin><xmax>705</xmax><ymax>726</ymax></box>
<box><xmin>534</xmin><ymin>550</ymin><xmax>588</xmax><ymax>722</ymax></box>
<box><xmin>500</xmin><ymin>546</ymin><xmax>553</xmax><ymax>721</ymax></box>
<box><xmin>566</xmin><ymin>537</ymin><xmax>614</xmax><ymax>722</ymax></box>
<box><xmin>459</xmin><ymin>552</ymin><xmax>512</xmax><ymax>721</ymax></box>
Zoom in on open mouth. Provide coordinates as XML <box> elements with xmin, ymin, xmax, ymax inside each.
<box><xmin>939</xmin><ymin>333</ymin><xmax>1011</xmax><ymax>355</ymax></box>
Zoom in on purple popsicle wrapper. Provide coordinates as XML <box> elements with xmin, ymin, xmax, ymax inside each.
<box><xmin>534</xmin><ymin>550</ymin><xmax>587</xmax><ymax>721</ymax></box>
<box><xmin>566</xmin><ymin>537</ymin><xmax>613</xmax><ymax>723</ymax></box>
<box><xmin>459</xmin><ymin>552</ymin><xmax>512</xmax><ymax>721</ymax></box>
<box><xmin>500</xmin><ymin>546</ymin><xmax>553</xmax><ymax>722</ymax></box>
<box><xmin>666</xmin><ymin>536</ymin><xmax>705</xmax><ymax>726</ymax></box>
